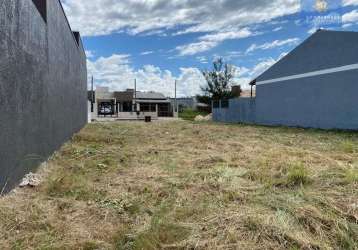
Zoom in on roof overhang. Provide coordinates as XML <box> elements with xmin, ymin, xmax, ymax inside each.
<box><xmin>137</xmin><ymin>99</ymin><xmax>170</xmax><ymax>104</ymax></box>
<box><xmin>249</xmin><ymin>79</ymin><xmax>257</xmax><ymax>86</ymax></box>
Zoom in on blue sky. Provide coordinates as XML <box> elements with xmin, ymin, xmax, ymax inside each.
<box><xmin>62</xmin><ymin>0</ymin><xmax>358</xmax><ymax>97</ymax></box>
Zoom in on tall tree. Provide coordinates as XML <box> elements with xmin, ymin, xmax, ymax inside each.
<box><xmin>201</xmin><ymin>58</ymin><xmax>236</xmax><ymax>100</ymax></box>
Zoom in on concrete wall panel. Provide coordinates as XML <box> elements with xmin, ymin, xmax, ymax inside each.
<box><xmin>0</xmin><ymin>0</ymin><xmax>87</xmax><ymax>192</ymax></box>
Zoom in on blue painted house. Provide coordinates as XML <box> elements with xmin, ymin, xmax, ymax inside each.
<box><xmin>213</xmin><ymin>30</ymin><xmax>358</xmax><ymax>130</ymax></box>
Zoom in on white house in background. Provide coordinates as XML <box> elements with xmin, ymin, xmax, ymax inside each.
<box><xmin>88</xmin><ymin>87</ymin><xmax>174</xmax><ymax>120</ymax></box>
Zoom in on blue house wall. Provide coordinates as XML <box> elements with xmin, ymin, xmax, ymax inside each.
<box><xmin>255</xmin><ymin>69</ymin><xmax>358</xmax><ymax>129</ymax></box>
<box><xmin>213</xmin><ymin>69</ymin><xmax>358</xmax><ymax>130</ymax></box>
<box><xmin>213</xmin><ymin>31</ymin><xmax>358</xmax><ymax>130</ymax></box>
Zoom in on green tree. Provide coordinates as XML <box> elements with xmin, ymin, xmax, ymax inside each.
<box><xmin>201</xmin><ymin>58</ymin><xmax>237</xmax><ymax>100</ymax></box>
<box><xmin>195</xmin><ymin>94</ymin><xmax>211</xmax><ymax>105</ymax></box>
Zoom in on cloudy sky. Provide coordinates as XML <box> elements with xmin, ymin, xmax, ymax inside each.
<box><xmin>61</xmin><ymin>0</ymin><xmax>358</xmax><ymax>97</ymax></box>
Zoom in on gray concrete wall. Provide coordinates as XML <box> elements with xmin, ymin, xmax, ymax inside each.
<box><xmin>213</xmin><ymin>69</ymin><xmax>358</xmax><ymax>130</ymax></box>
<box><xmin>0</xmin><ymin>0</ymin><xmax>87</xmax><ymax>192</ymax></box>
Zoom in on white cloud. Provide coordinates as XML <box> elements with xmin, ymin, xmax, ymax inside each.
<box><xmin>87</xmin><ymin>54</ymin><xmax>205</xmax><ymax>97</ymax></box>
<box><xmin>308</xmin><ymin>27</ymin><xmax>318</xmax><ymax>34</ymax></box>
<box><xmin>224</xmin><ymin>51</ymin><xmax>244</xmax><ymax>60</ymax></box>
<box><xmin>87</xmin><ymin>50</ymin><xmax>291</xmax><ymax>94</ymax></box>
<box><xmin>233</xmin><ymin>53</ymin><xmax>287</xmax><ymax>89</ymax></box>
<box><xmin>141</xmin><ymin>51</ymin><xmax>154</xmax><ymax>55</ymax></box>
<box><xmin>196</xmin><ymin>56</ymin><xmax>209</xmax><ymax>64</ymax></box>
<box><xmin>85</xmin><ymin>50</ymin><xmax>95</xmax><ymax>58</ymax></box>
<box><xmin>176</xmin><ymin>68</ymin><xmax>207</xmax><ymax>97</ymax></box>
<box><xmin>177</xmin><ymin>28</ymin><xmax>254</xmax><ymax>56</ymax></box>
<box><xmin>246</xmin><ymin>38</ymin><xmax>300</xmax><ymax>53</ymax></box>
<box><xmin>342</xmin><ymin>10</ymin><xmax>358</xmax><ymax>24</ymax></box>
<box><xmin>62</xmin><ymin>0</ymin><xmax>300</xmax><ymax>37</ymax></box>
<box><xmin>62</xmin><ymin>1</ymin><xmax>302</xmax><ymax>59</ymax></box>
<box><xmin>273</xmin><ymin>26</ymin><xmax>283</xmax><ymax>32</ymax></box>
<box><xmin>342</xmin><ymin>23</ymin><xmax>353</xmax><ymax>28</ymax></box>
<box><xmin>251</xmin><ymin>53</ymin><xmax>287</xmax><ymax>77</ymax></box>
<box><xmin>233</xmin><ymin>66</ymin><xmax>250</xmax><ymax>76</ymax></box>
<box><xmin>343</xmin><ymin>0</ymin><xmax>358</xmax><ymax>6</ymax></box>
<box><xmin>176</xmin><ymin>41</ymin><xmax>218</xmax><ymax>56</ymax></box>
<box><xmin>250</xmin><ymin>58</ymin><xmax>277</xmax><ymax>77</ymax></box>
<box><xmin>199</xmin><ymin>29</ymin><xmax>253</xmax><ymax>43</ymax></box>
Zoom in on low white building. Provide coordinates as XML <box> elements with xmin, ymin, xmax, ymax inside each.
<box><xmin>88</xmin><ymin>87</ymin><xmax>174</xmax><ymax>120</ymax></box>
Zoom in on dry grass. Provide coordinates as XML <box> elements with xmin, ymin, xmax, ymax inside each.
<box><xmin>0</xmin><ymin>121</ymin><xmax>357</xmax><ymax>250</ymax></box>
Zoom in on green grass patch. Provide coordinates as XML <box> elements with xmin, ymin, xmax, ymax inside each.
<box><xmin>344</xmin><ymin>168</ymin><xmax>358</xmax><ymax>184</ymax></box>
<box><xmin>287</xmin><ymin>163</ymin><xmax>310</xmax><ymax>186</ymax></box>
<box><xmin>45</xmin><ymin>173</ymin><xmax>105</xmax><ymax>201</ymax></box>
<box><xmin>340</xmin><ymin>140</ymin><xmax>356</xmax><ymax>153</ymax></box>
<box><xmin>132</xmin><ymin>221</ymin><xmax>191</xmax><ymax>250</ymax></box>
<box><xmin>179</xmin><ymin>108</ymin><xmax>209</xmax><ymax>121</ymax></box>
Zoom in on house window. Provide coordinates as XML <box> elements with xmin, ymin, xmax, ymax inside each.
<box><xmin>140</xmin><ymin>103</ymin><xmax>156</xmax><ymax>112</ymax></box>
<box><xmin>32</xmin><ymin>0</ymin><xmax>47</xmax><ymax>22</ymax></box>
<box><xmin>122</xmin><ymin>102</ymin><xmax>133</xmax><ymax>112</ymax></box>
<box><xmin>151</xmin><ymin>104</ymin><xmax>156</xmax><ymax>112</ymax></box>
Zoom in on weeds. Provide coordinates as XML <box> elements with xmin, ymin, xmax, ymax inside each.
<box><xmin>0</xmin><ymin>121</ymin><xmax>357</xmax><ymax>249</ymax></box>
<box><xmin>340</xmin><ymin>140</ymin><xmax>356</xmax><ymax>153</ymax></box>
<box><xmin>287</xmin><ymin>163</ymin><xmax>310</xmax><ymax>186</ymax></box>
<box><xmin>179</xmin><ymin>108</ymin><xmax>209</xmax><ymax>121</ymax></box>
<box><xmin>345</xmin><ymin>168</ymin><xmax>358</xmax><ymax>184</ymax></box>
<box><xmin>45</xmin><ymin>172</ymin><xmax>106</xmax><ymax>201</ymax></box>
<box><xmin>132</xmin><ymin>221</ymin><xmax>191</xmax><ymax>249</ymax></box>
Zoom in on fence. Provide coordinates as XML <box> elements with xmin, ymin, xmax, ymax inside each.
<box><xmin>213</xmin><ymin>98</ymin><xmax>256</xmax><ymax>124</ymax></box>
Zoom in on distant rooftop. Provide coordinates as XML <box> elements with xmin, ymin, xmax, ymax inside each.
<box><xmin>94</xmin><ymin>87</ymin><xmax>168</xmax><ymax>100</ymax></box>
<box><xmin>136</xmin><ymin>91</ymin><xmax>167</xmax><ymax>100</ymax></box>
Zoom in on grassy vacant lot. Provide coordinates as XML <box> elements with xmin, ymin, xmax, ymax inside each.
<box><xmin>0</xmin><ymin>121</ymin><xmax>357</xmax><ymax>250</ymax></box>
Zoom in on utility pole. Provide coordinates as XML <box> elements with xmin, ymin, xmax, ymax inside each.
<box><xmin>134</xmin><ymin>78</ymin><xmax>137</xmax><ymax>112</ymax></box>
<box><xmin>91</xmin><ymin>76</ymin><xmax>94</xmax><ymax>112</ymax></box>
<box><xmin>174</xmin><ymin>80</ymin><xmax>177</xmax><ymax>114</ymax></box>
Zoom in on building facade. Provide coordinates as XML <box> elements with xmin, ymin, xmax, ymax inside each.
<box><xmin>213</xmin><ymin>30</ymin><xmax>358</xmax><ymax>130</ymax></box>
<box><xmin>89</xmin><ymin>87</ymin><xmax>173</xmax><ymax>120</ymax></box>
<box><xmin>0</xmin><ymin>0</ymin><xmax>87</xmax><ymax>192</ymax></box>
<box><xmin>170</xmin><ymin>97</ymin><xmax>197</xmax><ymax>112</ymax></box>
